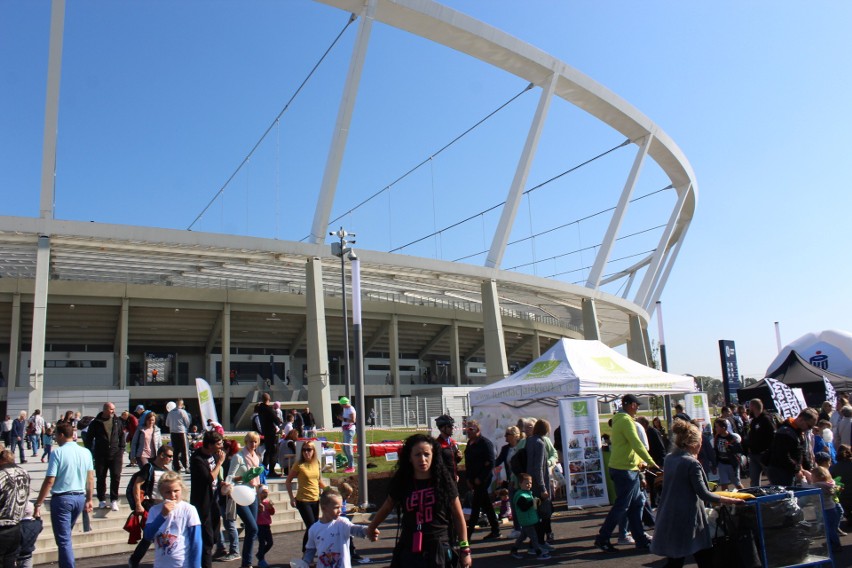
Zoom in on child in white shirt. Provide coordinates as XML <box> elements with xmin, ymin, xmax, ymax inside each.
<box><xmin>303</xmin><ymin>487</ymin><xmax>374</xmax><ymax>568</ymax></box>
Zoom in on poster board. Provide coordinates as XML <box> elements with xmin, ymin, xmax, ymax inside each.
<box><xmin>684</xmin><ymin>392</ymin><xmax>712</xmax><ymax>430</ymax></box>
<box><xmin>558</xmin><ymin>397</ymin><xmax>608</xmax><ymax>507</ymax></box>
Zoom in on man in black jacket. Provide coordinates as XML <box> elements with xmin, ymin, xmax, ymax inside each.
<box><xmin>190</xmin><ymin>430</ymin><xmax>226</xmax><ymax>568</ymax></box>
<box><xmin>745</xmin><ymin>398</ymin><xmax>776</xmax><ymax>484</ymax></box>
<box><xmin>766</xmin><ymin>407</ymin><xmax>817</xmax><ymax>486</ymax></box>
<box><xmin>255</xmin><ymin>393</ymin><xmax>281</xmax><ymax>474</ymax></box>
<box><xmin>85</xmin><ymin>402</ymin><xmax>126</xmax><ymax>511</ymax></box>
<box><xmin>464</xmin><ymin>419</ymin><xmax>500</xmax><ymax>540</ymax></box>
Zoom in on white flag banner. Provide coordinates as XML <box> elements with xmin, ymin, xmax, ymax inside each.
<box><xmin>823</xmin><ymin>376</ymin><xmax>837</xmax><ymax>407</ymax></box>
<box><xmin>684</xmin><ymin>392</ymin><xmax>712</xmax><ymax>429</ymax></box>
<box><xmin>791</xmin><ymin>388</ymin><xmax>807</xmax><ymax>412</ymax></box>
<box><xmin>765</xmin><ymin>378</ymin><xmax>804</xmax><ymax>419</ymax></box>
<box><xmin>558</xmin><ymin>397</ymin><xmax>608</xmax><ymax>507</ymax></box>
<box><xmin>195</xmin><ymin>377</ymin><xmax>219</xmax><ymax>427</ymax></box>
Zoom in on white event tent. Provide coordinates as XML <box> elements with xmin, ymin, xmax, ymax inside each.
<box><xmin>469</xmin><ymin>338</ymin><xmax>695</xmax><ymax>442</ymax></box>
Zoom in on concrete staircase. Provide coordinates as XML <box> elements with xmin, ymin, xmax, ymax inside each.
<box><xmin>32</xmin><ymin>476</ymin><xmax>305</xmax><ymax>566</ymax></box>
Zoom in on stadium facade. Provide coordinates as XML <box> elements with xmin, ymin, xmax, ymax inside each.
<box><xmin>0</xmin><ymin>0</ymin><xmax>696</xmax><ymax>429</ymax></box>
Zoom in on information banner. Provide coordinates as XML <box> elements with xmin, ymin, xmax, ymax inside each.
<box><xmin>684</xmin><ymin>392</ymin><xmax>712</xmax><ymax>430</ymax></box>
<box><xmin>195</xmin><ymin>377</ymin><xmax>219</xmax><ymax>427</ymax></box>
<box><xmin>718</xmin><ymin>340</ymin><xmax>742</xmax><ymax>405</ymax></box>
<box><xmin>558</xmin><ymin>397</ymin><xmax>608</xmax><ymax>507</ymax></box>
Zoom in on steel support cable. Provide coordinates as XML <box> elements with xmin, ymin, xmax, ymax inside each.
<box><xmin>322</xmin><ymin>83</ymin><xmax>536</xmax><ymax>232</ymax></box>
<box><xmin>506</xmin><ymin>223</ymin><xmax>666</xmax><ymax>271</ymax></box>
<box><xmin>569</xmin><ymin>249</ymin><xmax>656</xmax><ymax>284</ymax></box>
<box><xmin>187</xmin><ymin>13</ymin><xmax>358</xmax><ymax>231</ymax></box>
<box><xmin>453</xmin><ymin>183</ymin><xmax>672</xmax><ymax>262</ymax></box>
<box><xmin>391</xmin><ymin>138</ymin><xmax>634</xmax><ymax>255</ymax></box>
<box><xmin>546</xmin><ymin>248</ymin><xmax>655</xmax><ymax>280</ymax></box>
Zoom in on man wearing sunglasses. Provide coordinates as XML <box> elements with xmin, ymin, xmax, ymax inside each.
<box><xmin>128</xmin><ymin>445</ymin><xmax>174</xmax><ymax>568</ymax></box>
<box><xmin>435</xmin><ymin>415</ymin><xmax>463</xmax><ymax>482</ymax></box>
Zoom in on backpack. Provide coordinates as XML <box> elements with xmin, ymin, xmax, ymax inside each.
<box><xmin>251</xmin><ymin>413</ymin><xmax>262</xmax><ymax>434</ymax></box>
<box><xmin>126</xmin><ymin>463</ymin><xmax>156</xmax><ymax>509</ymax></box>
<box><xmin>510</xmin><ymin>446</ymin><xmax>527</xmax><ymax>476</ymax></box>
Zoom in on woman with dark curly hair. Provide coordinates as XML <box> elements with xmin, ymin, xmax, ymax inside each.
<box><xmin>367</xmin><ymin>434</ymin><xmax>471</xmax><ymax>568</ymax></box>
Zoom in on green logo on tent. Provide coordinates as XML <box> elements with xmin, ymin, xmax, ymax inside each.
<box><xmin>692</xmin><ymin>395</ymin><xmax>703</xmax><ymax>408</ymax></box>
<box><xmin>526</xmin><ymin>360</ymin><xmax>560</xmax><ymax>379</ymax></box>
<box><xmin>200</xmin><ymin>390</ymin><xmax>211</xmax><ymax>404</ymax></box>
<box><xmin>592</xmin><ymin>357</ymin><xmax>627</xmax><ymax>373</ymax></box>
<box><xmin>572</xmin><ymin>401</ymin><xmax>589</xmax><ymax>416</ymax></box>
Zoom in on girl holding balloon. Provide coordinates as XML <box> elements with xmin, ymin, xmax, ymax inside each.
<box><xmin>228</xmin><ymin>432</ymin><xmax>264</xmax><ymax>568</ymax></box>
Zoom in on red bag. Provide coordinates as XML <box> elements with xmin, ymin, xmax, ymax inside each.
<box><xmin>123</xmin><ymin>511</ymin><xmax>147</xmax><ymax>544</ymax></box>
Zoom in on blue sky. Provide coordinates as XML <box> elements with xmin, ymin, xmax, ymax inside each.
<box><xmin>2</xmin><ymin>1</ymin><xmax>851</xmax><ymax>379</ymax></box>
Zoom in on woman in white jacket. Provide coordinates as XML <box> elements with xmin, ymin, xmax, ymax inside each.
<box><xmin>131</xmin><ymin>411</ymin><xmax>162</xmax><ymax>466</ymax></box>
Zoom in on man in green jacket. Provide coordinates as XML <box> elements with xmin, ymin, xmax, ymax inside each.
<box><xmin>594</xmin><ymin>394</ymin><xmax>658</xmax><ymax>552</ymax></box>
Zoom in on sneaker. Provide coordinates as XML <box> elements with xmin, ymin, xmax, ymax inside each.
<box><xmin>594</xmin><ymin>539</ymin><xmax>617</xmax><ymax>553</ymax></box>
<box><xmin>213</xmin><ymin>549</ymin><xmax>227</xmax><ymax>559</ymax></box>
<box><xmin>510</xmin><ymin>550</ymin><xmax>524</xmax><ymax>560</ymax></box>
<box><xmin>538</xmin><ymin>552</ymin><xmax>551</xmax><ymax>560</ymax></box>
<box><xmin>258</xmin><ymin>561</ymin><xmax>270</xmax><ymax>568</ymax></box>
<box><xmin>617</xmin><ymin>535</ymin><xmax>635</xmax><ymax>545</ymax></box>
<box><xmin>222</xmin><ymin>552</ymin><xmax>241</xmax><ymax>562</ymax></box>
<box><xmin>481</xmin><ymin>531</ymin><xmax>501</xmax><ymax>540</ymax></box>
<box><xmin>546</xmin><ymin>532</ymin><xmax>555</xmax><ymax>545</ymax></box>
<box><xmin>539</xmin><ymin>542</ymin><xmax>554</xmax><ymax>552</ymax></box>
<box><xmin>508</xmin><ymin>529</ymin><xmax>521</xmax><ymax>539</ymax></box>
<box><xmin>354</xmin><ymin>555</ymin><xmax>372</xmax><ymax>564</ymax></box>
<box><xmin>344</xmin><ymin>466</ymin><xmax>355</xmax><ymax>473</ymax></box>
<box><xmin>111</xmin><ymin>501</ymin><xmax>121</xmax><ymax>512</ymax></box>
<box><xmin>99</xmin><ymin>500</ymin><xmax>108</xmax><ymax>509</ymax></box>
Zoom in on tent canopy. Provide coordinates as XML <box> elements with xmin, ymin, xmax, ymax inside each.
<box><xmin>739</xmin><ymin>350</ymin><xmax>852</xmax><ymax>408</ymax></box>
<box><xmin>469</xmin><ymin>338</ymin><xmax>695</xmax><ymax>409</ymax></box>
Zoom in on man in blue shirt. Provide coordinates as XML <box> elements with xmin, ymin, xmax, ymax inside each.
<box><xmin>33</xmin><ymin>421</ymin><xmax>94</xmax><ymax>568</ymax></box>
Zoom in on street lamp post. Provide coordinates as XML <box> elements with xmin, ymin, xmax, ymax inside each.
<box><xmin>331</xmin><ymin>227</ymin><xmax>354</xmax><ymax>398</ymax></box>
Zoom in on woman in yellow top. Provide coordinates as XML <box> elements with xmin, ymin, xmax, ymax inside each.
<box><xmin>228</xmin><ymin>431</ymin><xmax>262</xmax><ymax>568</ymax></box>
<box><xmin>285</xmin><ymin>440</ymin><xmax>326</xmax><ymax>551</ymax></box>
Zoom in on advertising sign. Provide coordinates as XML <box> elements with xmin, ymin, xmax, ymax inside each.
<box><xmin>195</xmin><ymin>377</ymin><xmax>219</xmax><ymax>427</ymax></box>
<box><xmin>766</xmin><ymin>378</ymin><xmax>804</xmax><ymax>419</ymax></box>
<box><xmin>684</xmin><ymin>392</ymin><xmax>712</xmax><ymax>429</ymax></box>
<box><xmin>718</xmin><ymin>340</ymin><xmax>741</xmax><ymax>405</ymax></box>
<box><xmin>558</xmin><ymin>397</ymin><xmax>608</xmax><ymax>507</ymax></box>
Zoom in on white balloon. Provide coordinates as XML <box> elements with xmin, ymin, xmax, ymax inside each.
<box><xmin>231</xmin><ymin>484</ymin><xmax>256</xmax><ymax>507</ymax></box>
<box><xmin>166</xmin><ymin>401</ymin><xmax>176</xmax><ymax>412</ymax></box>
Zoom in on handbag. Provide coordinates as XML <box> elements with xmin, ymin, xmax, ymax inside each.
<box><xmin>711</xmin><ymin>505</ymin><xmax>761</xmax><ymax>568</ymax></box>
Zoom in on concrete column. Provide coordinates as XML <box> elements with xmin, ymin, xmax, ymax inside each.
<box><xmin>450</xmin><ymin>320</ymin><xmax>461</xmax><ymax>387</ymax></box>
<box><xmin>222</xmin><ymin>303</ymin><xmax>231</xmax><ymax>429</ymax></box>
<box><xmin>306</xmin><ymin>257</ymin><xmax>332</xmax><ymax>429</ymax></box>
<box><xmin>118</xmin><ymin>298</ymin><xmax>129</xmax><ymax>389</ymax></box>
<box><xmin>582</xmin><ymin>298</ymin><xmax>601</xmax><ymax>340</ymax></box>
<box><xmin>9</xmin><ymin>293</ymin><xmax>20</xmax><ymax>389</ymax></box>
<box><xmin>28</xmin><ymin>236</ymin><xmax>50</xmax><ymax>413</ymax></box>
<box><xmin>389</xmin><ymin>314</ymin><xmax>400</xmax><ymax>398</ymax></box>
<box><xmin>627</xmin><ymin>314</ymin><xmax>650</xmax><ymax>365</ymax></box>
<box><xmin>532</xmin><ymin>330</ymin><xmax>542</xmax><ymax>358</ymax></box>
<box><xmin>481</xmin><ymin>279</ymin><xmax>509</xmax><ymax>381</ymax></box>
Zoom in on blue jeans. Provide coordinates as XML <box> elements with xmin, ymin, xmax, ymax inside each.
<box><xmin>236</xmin><ymin>498</ymin><xmax>258</xmax><ymax>567</ymax></box>
<box><xmin>343</xmin><ymin>427</ymin><xmax>355</xmax><ymax>467</ymax></box>
<box><xmin>10</xmin><ymin>437</ymin><xmax>25</xmax><ymax>462</ymax></box>
<box><xmin>51</xmin><ymin>492</ymin><xmax>85</xmax><ymax>567</ymax></box>
<box><xmin>597</xmin><ymin>468</ymin><xmax>647</xmax><ymax>546</ymax></box>
<box><xmin>29</xmin><ymin>434</ymin><xmax>40</xmax><ymax>455</ymax></box>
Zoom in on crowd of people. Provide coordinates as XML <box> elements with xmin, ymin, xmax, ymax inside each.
<box><xmin>3</xmin><ymin>390</ymin><xmax>852</xmax><ymax>568</ymax></box>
